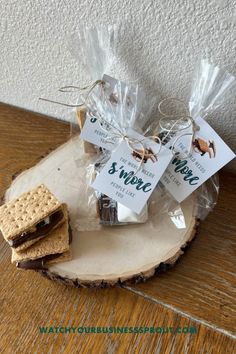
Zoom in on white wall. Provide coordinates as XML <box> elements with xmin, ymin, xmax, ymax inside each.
<box><xmin>0</xmin><ymin>0</ymin><xmax>235</xmax><ymax>166</ymax></box>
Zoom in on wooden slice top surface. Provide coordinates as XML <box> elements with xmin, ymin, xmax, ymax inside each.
<box><xmin>5</xmin><ymin>136</ymin><xmax>197</xmax><ymax>285</ymax></box>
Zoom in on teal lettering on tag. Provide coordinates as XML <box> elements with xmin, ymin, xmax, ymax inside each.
<box><xmin>108</xmin><ymin>162</ymin><xmax>152</xmax><ymax>193</ymax></box>
<box><xmin>172</xmin><ymin>156</ymin><xmax>199</xmax><ymax>186</ymax></box>
<box><xmin>108</xmin><ymin>162</ymin><xmax>119</xmax><ymax>174</ymax></box>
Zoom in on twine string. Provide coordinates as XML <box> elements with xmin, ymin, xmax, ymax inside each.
<box><xmin>96</xmin><ymin>112</ymin><xmax>162</xmax><ymax>173</ymax></box>
<box><xmin>158</xmin><ymin>97</ymin><xmax>200</xmax><ymax>159</ymax></box>
<box><xmin>39</xmin><ymin>80</ymin><xmax>162</xmax><ymax>173</ymax></box>
<box><xmin>39</xmin><ymin>83</ymin><xmax>198</xmax><ymax>165</ymax></box>
<box><xmin>39</xmin><ymin>80</ymin><xmax>105</xmax><ymax>108</ymax></box>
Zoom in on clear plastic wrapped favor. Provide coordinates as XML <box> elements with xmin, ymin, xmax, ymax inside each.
<box><xmin>156</xmin><ymin>59</ymin><xmax>235</xmax><ymax>222</ymax></box>
<box><xmin>66</xmin><ymin>28</ymin><xmax>235</xmax><ymax>230</ymax></box>
<box><xmin>69</xmin><ymin>26</ymin><xmax>161</xmax><ymax>227</ymax></box>
<box><xmin>190</xmin><ymin>59</ymin><xmax>234</xmax><ymax>220</ymax></box>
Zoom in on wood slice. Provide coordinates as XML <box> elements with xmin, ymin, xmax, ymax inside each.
<box><xmin>5</xmin><ymin>136</ymin><xmax>198</xmax><ymax>287</ymax></box>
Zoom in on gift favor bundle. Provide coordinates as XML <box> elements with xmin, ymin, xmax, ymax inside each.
<box><xmin>0</xmin><ymin>25</ymin><xmax>235</xmax><ymax>278</ymax></box>
<box><xmin>66</xmin><ymin>25</ymin><xmax>235</xmax><ymax>229</ymax></box>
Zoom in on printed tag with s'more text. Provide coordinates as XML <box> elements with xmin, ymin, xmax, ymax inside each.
<box><xmin>80</xmin><ymin>74</ymin><xmax>143</xmax><ymax>151</ymax></box>
<box><xmin>160</xmin><ymin>116</ymin><xmax>235</xmax><ymax>203</ymax></box>
<box><xmin>92</xmin><ymin>129</ymin><xmax>173</xmax><ymax>214</ymax></box>
<box><xmin>80</xmin><ymin>113</ymin><xmax>115</xmax><ymax>150</ymax></box>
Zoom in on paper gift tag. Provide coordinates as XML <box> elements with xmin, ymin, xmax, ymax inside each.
<box><xmin>80</xmin><ymin>114</ymin><xmax>115</xmax><ymax>150</ymax></box>
<box><xmin>80</xmin><ymin>74</ymin><xmax>143</xmax><ymax>151</ymax></box>
<box><xmin>92</xmin><ymin>129</ymin><xmax>173</xmax><ymax>214</ymax></box>
<box><xmin>161</xmin><ymin>116</ymin><xmax>235</xmax><ymax>202</ymax></box>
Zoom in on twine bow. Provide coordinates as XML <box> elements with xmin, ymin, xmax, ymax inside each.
<box><xmin>40</xmin><ymin>81</ymin><xmax>199</xmax><ymax>165</ymax></box>
<box><xmin>39</xmin><ymin>80</ymin><xmax>162</xmax><ymax>173</ymax></box>
<box><xmin>157</xmin><ymin>97</ymin><xmax>200</xmax><ymax>159</ymax></box>
<box><xmin>93</xmin><ymin>110</ymin><xmax>162</xmax><ymax>173</ymax></box>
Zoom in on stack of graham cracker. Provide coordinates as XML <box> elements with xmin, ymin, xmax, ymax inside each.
<box><xmin>0</xmin><ymin>184</ymin><xmax>72</xmax><ymax>270</ymax></box>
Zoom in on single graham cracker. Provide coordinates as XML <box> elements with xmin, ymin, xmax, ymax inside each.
<box><xmin>76</xmin><ymin>106</ymin><xmax>86</xmax><ymax>130</ymax></box>
<box><xmin>76</xmin><ymin>108</ymin><xmax>97</xmax><ymax>154</ymax></box>
<box><xmin>0</xmin><ymin>184</ymin><xmax>61</xmax><ymax>242</ymax></box>
<box><xmin>11</xmin><ymin>204</ymin><xmax>69</xmax><ymax>263</ymax></box>
<box><xmin>46</xmin><ymin>248</ymin><xmax>72</xmax><ymax>265</ymax></box>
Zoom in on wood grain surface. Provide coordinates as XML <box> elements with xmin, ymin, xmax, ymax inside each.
<box><xmin>0</xmin><ymin>102</ymin><xmax>70</xmax><ymax>195</ymax></box>
<box><xmin>0</xmin><ymin>103</ymin><xmax>235</xmax><ymax>353</ymax></box>
<box><xmin>0</xmin><ymin>259</ymin><xmax>236</xmax><ymax>354</ymax></box>
<box><xmin>126</xmin><ymin>172</ymin><xmax>236</xmax><ymax>335</ymax></box>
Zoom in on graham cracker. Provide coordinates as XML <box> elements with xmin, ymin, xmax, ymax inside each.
<box><xmin>0</xmin><ymin>184</ymin><xmax>62</xmax><ymax>242</ymax></box>
<box><xmin>46</xmin><ymin>248</ymin><xmax>72</xmax><ymax>266</ymax></box>
<box><xmin>76</xmin><ymin>108</ymin><xmax>97</xmax><ymax>154</ymax></box>
<box><xmin>11</xmin><ymin>204</ymin><xmax>69</xmax><ymax>263</ymax></box>
<box><xmin>16</xmin><ymin>248</ymin><xmax>72</xmax><ymax>270</ymax></box>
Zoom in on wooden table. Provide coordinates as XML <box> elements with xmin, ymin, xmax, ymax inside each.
<box><xmin>0</xmin><ymin>103</ymin><xmax>235</xmax><ymax>353</ymax></box>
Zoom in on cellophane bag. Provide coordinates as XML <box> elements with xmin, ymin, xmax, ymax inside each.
<box><xmin>77</xmin><ymin>74</ymin><xmax>159</xmax><ymax>227</ymax></box>
<box><xmin>157</xmin><ymin>59</ymin><xmax>235</xmax><ymax>222</ymax></box>
<box><xmin>189</xmin><ymin>59</ymin><xmax>235</xmax><ymax>220</ymax></box>
<box><xmin>67</xmin><ymin>25</ymin><xmax>189</xmax><ymax>229</ymax></box>
<box><xmin>68</xmin><ymin>26</ymin><xmax>235</xmax><ymax>231</ymax></box>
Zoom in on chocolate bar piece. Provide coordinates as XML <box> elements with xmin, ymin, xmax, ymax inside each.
<box><xmin>16</xmin><ymin>253</ymin><xmax>63</xmax><ymax>270</ymax></box>
<box><xmin>77</xmin><ymin>108</ymin><xmax>98</xmax><ymax>154</ymax></box>
<box><xmin>97</xmin><ymin>195</ymin><xmax>148</xmax><ymax>225</ymax></box>
<box><xmin>97</xmin><ymin>194</ymin><xmax>120</xmax><ymax>225</ymax></box>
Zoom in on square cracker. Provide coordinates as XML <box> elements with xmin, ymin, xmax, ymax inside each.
<box><xmin>11</xmin><ymin>205</ymin><xmax>70</xmax><ymax>263</ymax></box>
<box><xmin>46</xmin><ymin>248</ymin><xmax>72</xmax><ymax>266</ymax></box>
<box><xmin>76</xmin><ymin>108</ymin><xmax>97</xmax><ymax>154</ymax></box>
<box><xmin>0</xmin><ymin>184</ymin><xmax>61</xmax><ymax>242</ymax></box>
